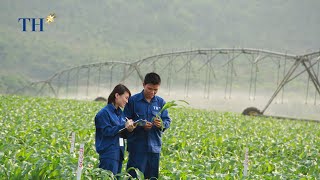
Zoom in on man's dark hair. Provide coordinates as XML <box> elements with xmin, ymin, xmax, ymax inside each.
<box><xmin>144</xmin><ymin>72</ymin><xmax>161</xmax><ymax>85</ymax></box>
<box><xmin>108</xmin><ymin>84</ymin><xmax>131</xmax><ymax>104</ymax></box>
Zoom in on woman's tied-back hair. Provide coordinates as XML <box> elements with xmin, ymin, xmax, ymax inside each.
<box><xmin>144</xmin><ymin>72</ymin><xmax>161</xmax><ymax>85</ymax></box>
<box><xmin>108</xmin><ymin>84</ymin><xmax>131</xmax><ymax>104</ymax></box>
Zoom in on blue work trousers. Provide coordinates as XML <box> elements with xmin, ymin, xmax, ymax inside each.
<box><xmin>99</xmin><ymin>157</ymin><xmax>123</xmax><ymax>175</ymax></box>
<box><xmin>127</xmin><ymin>152</ymin><xmax>160</xmax><ymax>179</ymax></box>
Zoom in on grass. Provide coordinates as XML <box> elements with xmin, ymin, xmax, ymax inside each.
<box><xmin>0</xmin><ymin>95</ymin><xmax>319</xmax><ymax>179</ymax></box>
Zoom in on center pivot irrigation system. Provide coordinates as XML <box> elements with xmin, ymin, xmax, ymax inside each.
<box><xmin>13</xmin><ymin>48</ymin><xmax>320</xmax><ymax>121</ymax></box>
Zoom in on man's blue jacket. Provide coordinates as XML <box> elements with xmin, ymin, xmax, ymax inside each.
<box><xmin>124</xmin><ymin>91</ymin><xmax>171</xmax><ymax>153</ymax></box>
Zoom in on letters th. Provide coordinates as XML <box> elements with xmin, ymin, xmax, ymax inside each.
<box><xmin>18</xmin><ymin>18</ymin><xmax>44</xmax><ymax>32</ymax></box>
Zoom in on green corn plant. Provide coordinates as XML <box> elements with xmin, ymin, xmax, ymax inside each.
<box><xmin>154</xmin><ymin>100</ymin><xmax>189</xmax><ymax>131</ymax></box>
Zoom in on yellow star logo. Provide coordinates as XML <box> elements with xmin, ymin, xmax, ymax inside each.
<box><xmin>46</xmin><ymin>13</ymin><xmax>56</xmax><ymax>24</ymax></box>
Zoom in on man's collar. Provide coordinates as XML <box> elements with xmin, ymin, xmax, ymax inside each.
<box><xmin>137</xmin><ymin>90</ymin><xmax>158</xmax><ymax>102</ymax></box>
<box><xmin>136</xmin><ymin>91</ymin><xmax>144</xmax><ymax>101</ymax></box>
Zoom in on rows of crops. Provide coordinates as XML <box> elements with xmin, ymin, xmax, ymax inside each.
<box><xmin>0</xmin><ymin>95</ymin><xmax>319</xmax><ymax>179</ymax></box>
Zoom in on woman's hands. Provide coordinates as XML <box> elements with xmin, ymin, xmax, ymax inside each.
<box><xmin>125</xmin><ymin>119</ymin><xmax>136</xmax><ymax>132</ymax></box>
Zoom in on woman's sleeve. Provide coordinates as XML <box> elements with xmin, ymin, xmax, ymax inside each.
<box><xmin>95</xmin><ymin>112</ymin><xmax>125</xmax><ymax>137</ymax></box>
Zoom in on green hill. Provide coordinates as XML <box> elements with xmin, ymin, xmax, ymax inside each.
<box><xmin>1</xmin><ymin>0</ymin><xmax>320</xmax><ymax>92</ymax></box>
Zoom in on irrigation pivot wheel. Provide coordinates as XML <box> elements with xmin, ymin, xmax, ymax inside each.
<box><xmin>242</xmin><ymin>107</ymin><xmax>262</xmax><ymax>116</ymax></box>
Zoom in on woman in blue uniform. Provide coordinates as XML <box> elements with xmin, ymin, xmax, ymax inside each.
<box><xmin>95</xmin><ymin>84</ymin><xmax>135</xmax><ymax>175</ymax></box>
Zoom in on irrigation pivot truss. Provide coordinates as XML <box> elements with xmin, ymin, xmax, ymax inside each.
<box><xmin>12</xmin><ymin>48</ymin><xmax>320</xmax><ymax>121</ymax></box>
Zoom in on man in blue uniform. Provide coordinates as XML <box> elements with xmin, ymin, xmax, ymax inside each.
<box><xmin>124</xmin><ymin>72</ymin><xmax>171</xmax><ymax>179</ymax></box>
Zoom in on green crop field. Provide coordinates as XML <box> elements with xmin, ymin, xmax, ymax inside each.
<box><xmin>0</xmin><ymin>95</ymin><xmax>319</xmax><ymax>179</ymax></box>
